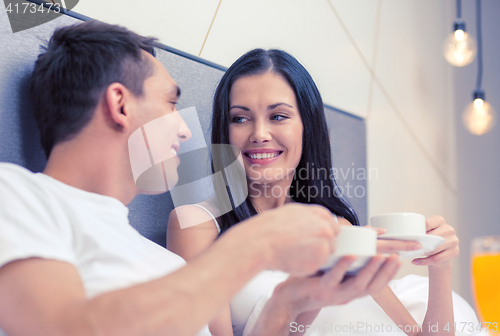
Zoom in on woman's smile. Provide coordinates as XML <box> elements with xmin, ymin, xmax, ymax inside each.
<box><xmin>243</xmin><ymin>149</ymin><xmax>283</xmax><ymax>165</ymax></box>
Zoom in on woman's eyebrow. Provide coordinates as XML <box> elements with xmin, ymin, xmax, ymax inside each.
<box><xmin>268</xmin><ymin>102</ymin><xmax>293</xmax><ymax>110</ymax></box>
<box><xmin>229</xmin><ymin>105</ymin><xmax>250</xmax><ymax>111</ymax></box>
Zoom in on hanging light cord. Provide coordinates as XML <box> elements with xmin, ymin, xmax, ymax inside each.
<box><xmin>198</xmin><ymin>0</ymin><xmax>223</xmax><ymax>57</ymax></box>
<box><xmin>456</xmin><ymin>0</ymin><xmax>462</xmax><ymax>19</ymax></box>
<box><xmin>475</xmin><ymin>0</ymin><xmax>483</xmax><ymax>92</ymax></box>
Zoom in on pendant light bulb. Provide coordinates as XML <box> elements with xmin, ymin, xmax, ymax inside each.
<box><xmin>463</xmin><ymin>92</ymin><xmax>496</xmax><ymax>135</ymax></box>
<box><xmin>443</xmin><ymin>21</ymin><xmax>477</xmax><ymax>67</ymax></box>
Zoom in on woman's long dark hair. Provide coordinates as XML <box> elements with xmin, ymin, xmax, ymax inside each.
<box><xmin>211</xmin><ymin>48</ymin><xmax>359</xmax><ymax>235</ymax></box>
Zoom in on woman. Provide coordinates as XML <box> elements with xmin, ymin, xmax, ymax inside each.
<box><xmin>167</xmin><ymin>49</ymin><xmax>460</xmax><ymax>336</ymax></box>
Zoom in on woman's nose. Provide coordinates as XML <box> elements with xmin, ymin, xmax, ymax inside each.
<box><xmin>249</xmin><ymin>120</ymin><xmax>271</xmax><ymax>143</ymax></box>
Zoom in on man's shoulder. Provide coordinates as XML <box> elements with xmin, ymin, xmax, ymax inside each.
<box><xmin>0</xmin><ymin>162</ymin><xmax>42</xmax><ymax>189</ymax></box>
<box><xmin>0</xmin><ymin>162</ymin><xmax>34</xmax><ymax>176</ymax></box>
<box><xmin>0</xmin><ymin>162</ymin><xmax>46</xmax><ymax>190</ymax></box>
<box><xmin>0</xmin><ymin>163</ymin><xmax>63</xmax><ymax>211</ymax></box>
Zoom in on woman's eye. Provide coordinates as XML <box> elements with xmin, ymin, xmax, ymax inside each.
<box><xmin>232</xmin><ymin>116</ymin><xmax>248</xmax><ymax>123</ymax></box>
<box><xmin>271</xmin><ymin>115</ymin><xmax>287</xmax><ymax>121</ymax></box>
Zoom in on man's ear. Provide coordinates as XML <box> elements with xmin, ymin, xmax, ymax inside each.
<box><xmin>104</xmin><ymin>83</ymin><xmax>132</xmax><ymax>131</ymax></box>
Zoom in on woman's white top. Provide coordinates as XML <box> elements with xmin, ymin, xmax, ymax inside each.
<box><xmin>193</xmin><ymin>204</ymin><xmax>484</xmax><ymax>336</ymax></box>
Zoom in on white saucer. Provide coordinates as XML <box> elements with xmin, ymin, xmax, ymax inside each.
<box><xmin>320</xmin><ymin>255</ymin><xmax>373</xmax><ymax>274</ymax></box>
<box><xmin>378</xmin><ymin>234</ymin><xmax>445</xmax><ymax>258</ymax></box>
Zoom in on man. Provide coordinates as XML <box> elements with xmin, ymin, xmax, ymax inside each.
<box><xmin>0</xmin><ymin>21</ymin><xmax>404</xmax><ymax>336</ymax></box>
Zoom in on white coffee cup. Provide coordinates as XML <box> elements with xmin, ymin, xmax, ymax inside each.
<box><xmin>370</xmin><ymin>213</ymin><xmax>426</xmax><ymax>236</ymax></box>
<box><xmin>320</xmin><ymin>225</ymin><xmax>377</xmax><ymax>272</ymax></box>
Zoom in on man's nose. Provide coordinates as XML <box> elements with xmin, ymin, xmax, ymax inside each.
<box><xmin>178</xmin><ymin>115</ymin><xmax>192</xmax><ymax>142</ymax></box>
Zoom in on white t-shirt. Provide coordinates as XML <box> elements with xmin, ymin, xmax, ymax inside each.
<box><xmin>0</xmin><ymin>163</ymin><xmax>211</xmax><ymax>336</ymax></box>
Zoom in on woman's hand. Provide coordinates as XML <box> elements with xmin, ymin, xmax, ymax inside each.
<box><xmin>368</xmin><ymin>226</ymin><xmax>424</xmax><ymax>254</ymax></box>
<box><xmin>412</xmin><ymin>216</ymin><xmax>459</xmax><ymax>268</ymax></box>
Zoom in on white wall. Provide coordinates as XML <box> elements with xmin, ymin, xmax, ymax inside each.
<box><xmin>71</xmin><ymin>0</ymin><xmax>463</xmax><ymax>294</ymax></box>
<box><xmin>365</xmin><ymin>1</ymin><xmax>459</xmax><ymax>289</ymax></box>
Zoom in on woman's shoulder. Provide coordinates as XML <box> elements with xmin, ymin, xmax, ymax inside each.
<box><xmin>168</xmin><ymin>202</ymin><xmax>220</xmax><ymax>232</ymax></box>
<box><xmin>167</xmin><ymin>203</ymin><xmax>221</xmax><ymax>258</ymax></box>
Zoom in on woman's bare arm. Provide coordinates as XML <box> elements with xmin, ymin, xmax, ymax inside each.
<box><xmin>167</xmin><ymin>205</ymin><xmax>234</xmax><ymax>336</ymax></box>
<box><xmin>373</xmin><ymin>216</ymin><xmax>458</xmax><ymax>336</ymax></box>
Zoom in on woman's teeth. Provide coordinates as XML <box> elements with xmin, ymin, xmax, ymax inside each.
<box><xmin>171</xmin><ymin>148</ymin><xmax>177</xmax><ymax>156</ymax></box>
<box><xmin>248</xmin><ymin>152</ymin><xmax>279</xmax><ymax>159</ymax></box>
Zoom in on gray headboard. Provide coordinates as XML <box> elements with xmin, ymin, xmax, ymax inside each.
<box><xmin>0</xmin><ymin>6</ymin><xmax>367</xmax><ymax>248</ymax></box>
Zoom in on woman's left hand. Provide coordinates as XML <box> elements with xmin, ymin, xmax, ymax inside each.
<box><xmin>412</xmin><ymin>216</ymin><xmax>459</xmax><ymax>268</ymax></box>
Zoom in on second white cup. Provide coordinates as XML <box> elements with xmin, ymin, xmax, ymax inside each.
<box><xmin>320</xmin><ymin>225</ymin><xmax>377</xmax><ymax>273</ymax></box>
<box><xmin>370</xmin><ymin>212</ymin><xmax>426</xmax><ymax>236</ymax></box>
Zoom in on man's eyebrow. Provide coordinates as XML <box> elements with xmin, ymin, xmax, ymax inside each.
<box><xmin>268</xmin><ymin>102</ymin><xmax>293</xmax><ymax>110</ymax></box>
<box><xmin>229</xmin><ymin>105</ymin><xmax>250</xmax><ymax>111</ymax></box>
<box><xmin>176</xmin><ymin>85</ymin><xmax>181</xmax><ymax>98</ymax></box>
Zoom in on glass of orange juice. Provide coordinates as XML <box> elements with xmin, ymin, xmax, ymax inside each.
<box><xmin>471</xmin><ymin>236</ymin><xmax>500</xmax><ymax>334</ymax></box>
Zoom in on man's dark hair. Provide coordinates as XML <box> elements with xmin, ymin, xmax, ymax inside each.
<box><xmin>30</xmin><ymin>20</ymin><xmax>158</xmax><ymax>157</ymax></box>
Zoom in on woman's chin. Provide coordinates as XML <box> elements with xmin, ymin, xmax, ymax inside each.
<box><xmin>247</xmin><ymin>178</ymin><xmax>292</xmax><ymax>195</ymax></box>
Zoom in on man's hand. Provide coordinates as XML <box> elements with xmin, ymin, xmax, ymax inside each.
<box><xmin>412</xmin><ymin>216</ymin><xmax>459</xmax><ymax>267</ymax></box>
<box><xmin>273</xmin><ymin>254</ymin><xmax>401</xmax><ymax>314</ymax></box>
<box><xmin>239</xmin><ymin>203</ymin><xmax>340</xmax><ymax>277</ymax></box>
